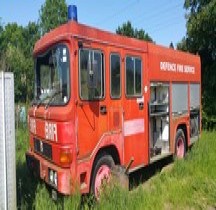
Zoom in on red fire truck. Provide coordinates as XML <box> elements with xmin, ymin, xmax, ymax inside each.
<box><xmin>26</xmin><ymin>5</ymin><xmax>201</xmax><ymax>198</ymax></box>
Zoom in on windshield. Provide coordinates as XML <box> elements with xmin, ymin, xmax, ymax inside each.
<box><xmin>34</xmin><ymin>44</ymin><xmax>70</xmax><ymax>105</ymax></box>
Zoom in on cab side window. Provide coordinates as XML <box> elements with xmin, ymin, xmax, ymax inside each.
<box><xmin>126</xmin><ymin>56</ymin><xmax>142</xmax><ymax>97</ymax></box>
<box><xmin>79</xmin><ymin>48</ymin><xmax>104</xmax><ymax>100</ymax></box>
<box><xmin>110</xmin><ymin>53</ymin><xmax>121</xmax><ymax>98</ymax></box>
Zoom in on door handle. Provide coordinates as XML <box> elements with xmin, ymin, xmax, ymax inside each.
<box><xmin>100</xmin><ymin>105</ymin><xmax>107</xmax><ymax>115</ymax></box>
<box><xmin>139</xmin><ymin>102</ymin><xmax>144</xmax><ymax>110</ymax></box>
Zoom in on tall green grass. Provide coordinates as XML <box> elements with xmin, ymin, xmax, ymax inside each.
<box><xmin>97</xmin><ymin>132</ymin><xmax>216</xmax><ymax>210</ymax></box>
<box><xmin>16</xmin><ymin>130</ymin><xmax>216</xmax><ymax>209</ymax></box>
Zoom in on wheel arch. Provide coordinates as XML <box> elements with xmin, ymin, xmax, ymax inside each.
<box><xmin>92</xmin><ymin>144</ymin><xmax>120</xmax><ymax>170</ymax></box>
<box><xmin>89</xmin><ymin>144</ymin><xmax>120</xmax><ymax>192</ymax></box>
<box><xmin>176</xmin><ymin>123</ymin><xmax>188</xmax><ymax>151</ymax></box>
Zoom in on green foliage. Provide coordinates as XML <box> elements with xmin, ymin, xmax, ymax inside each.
<box><xmin>97</xmin><ymin>131</ymin><xmax>216</xmax><ymax>209</ymax></box>
<box><xmin>0</xmin><ymin>22</ymin><xmax>39</xmax><ymax>102</ymax></box>
<box><xmin>178</xmin><ymin>0</ymin><xmax>216</xmax><ymax>122</ymax></box>
<box><xmin>0</xmin><ymin>17</ymin><xmax>2</xmax><ymax>29</ymax></box>
<box><xmin>184</xmin><ymin>0</ymin><xmax>213</xmax><ymax>13</ymax></box>
<box><xmin>116</xmin><ymin>21</ymin><xmax>153</xmax><ymax>42</ymax></box>
<box><xmin>0</xmin><ymin>23</ymin><xmax>26</xmax><ymax>101</ymax></box>
<box><xmin>176</xmin><ymin>37</ymin><xmax>188</xmax><ymax>52</ymax></box>
<box><xmin>0</xmin><ymin>18</ymin><xmax>4</xmax><ymax>42</ymax></box>
<box><xmin>23</xmin><ymin>22</ymin><xmax>40</xmax><ymax>56</ymax></box>
<box><xmin>22</xmin><ymin>22</ymin><xmax>40</xmax><ymax>102</ymax></box>
<box><xmin>116</xmin><ymin>21</ymin><xmax>134</xmax><ymax>37</ymax></box>
<box><xmin>6</xmin><ymin>44</ymin><xmax>27</xmax><ymax>101</ymax></box>
<box><xmin>0</xmin><ymin>23</ymin><xmax>24</xmax><ymax>51</ymax></box>
<box><xmin>39</xmin><ymin>0</ymin><xmax>67</xmax><ymax>35</ymax></box>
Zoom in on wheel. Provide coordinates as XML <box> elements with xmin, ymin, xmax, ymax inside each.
<box><xmin>90</xmin><ymin>153</ymin><xmax>115</xmax><ymax>199</ymax></box>
<box><xmin>175</xmin><ymin>129</ymin><xmax>186</xmax><ymax>158</ymax></box>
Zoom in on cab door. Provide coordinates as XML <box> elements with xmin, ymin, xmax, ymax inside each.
<box><xmin>122</xmin><ymin>52</ymin><xmax>148</xmax><ymax>168</ymax></box>
<box><xmin>76</xmin><ymin>46</ymin><xmax>108</xmax><ymax>159</ymax></box>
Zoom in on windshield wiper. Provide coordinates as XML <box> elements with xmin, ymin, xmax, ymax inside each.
<box><xmin>36</xmin><ymin>95</ymin><xmax>50</xmax><ymax>108</ymax></box>
<box><xmin>45</xmin><ymin>90</ymin><xmax>62</xmax><ymax>109</ymax></box>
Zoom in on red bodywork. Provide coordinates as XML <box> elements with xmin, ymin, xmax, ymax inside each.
<box><xmin>26</xmin><ymin>21</ymin><xmax>201</xmax><ymax>195</ymax></box>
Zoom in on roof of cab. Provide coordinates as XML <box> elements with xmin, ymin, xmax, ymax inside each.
<box><xmin>34</xmin><ymin>20</ymin><xmax>200</xmax><ymax>67</ymax></box>
<box><xmin>34</xmin><ymin>21</ymin><xmax>148</xmax><ymax>56</ymax></box>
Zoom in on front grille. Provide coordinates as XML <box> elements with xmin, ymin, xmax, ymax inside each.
<box><xmin>34</xmin><ymin>138</ymin><xmax>52</xmax><ymax>160</ymax></box>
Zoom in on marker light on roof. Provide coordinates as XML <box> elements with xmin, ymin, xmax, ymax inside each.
<box><xmin>68</xmin><ymin>5</ymin><xmax>78</xmax><ymax>22</ymax></box>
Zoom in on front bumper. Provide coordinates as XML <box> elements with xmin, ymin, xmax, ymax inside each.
<box><xmin>26</xmin><ymin>150</ymin><xmax>72</xmax><ymax>195</ymax></box>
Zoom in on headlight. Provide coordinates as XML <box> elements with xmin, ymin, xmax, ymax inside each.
<box><xmin>54</xmin><ymin>171</ymin><xmax>58</xmax><ymax>186</ymax></box>
<box><xmin>49</xmin><ymin>170</ymin><xmax>54</xmax><ymax>183</ymax></box>
<box><xmin>49</xmin><ymin>169</ymin><xmax>57</xmax><ymax>187</ymax></box>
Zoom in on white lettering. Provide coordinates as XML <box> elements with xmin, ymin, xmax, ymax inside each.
<box><xmin>160</xmin><ymin>62</ymin><xmax>176</xmax><ymax>72</ymax></box>
<box><xmin>160</xmin><ymin>62</ymin><xmax>195</xmax><ymax>74</ymax></box>
<box><xmin>184</xmin><ymin>65</ymin><xmax>195</xmax><ymax>74</ymax></box>
<box><xmin>45</xmin><ymin>122</ymin><xmax>58</xmax><ymax>142</ymax></box>
<box><xmin>177</xmin><ymin>64</ymin><xmax>184</xmax><ymax>73</ymax></box>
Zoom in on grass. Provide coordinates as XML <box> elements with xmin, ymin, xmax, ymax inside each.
<box><xmin>16</xmin><ymin>129</ymin><xmax>216</xmax><ymax>209</ymax></box>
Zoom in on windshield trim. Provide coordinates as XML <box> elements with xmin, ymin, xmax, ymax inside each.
<box><xmin>32</xmin><ymin>42</ymin><xmax>71</xmax><ymax>107</ymax></box>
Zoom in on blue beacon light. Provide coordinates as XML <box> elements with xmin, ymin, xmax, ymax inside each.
<box><xmin>68</xmin><ymin>5</ymin><xmax>78</xmax><ymax>22</ymax></box>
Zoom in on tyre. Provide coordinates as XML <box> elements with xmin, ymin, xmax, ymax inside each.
<box><xmin>175</xmin><ymin>129</ymin><xmax>186</xmax><ymax>158</ymax></box>
<box><xmin>90</xmin><ymin>153</ymin><xmax>115</xmax><ymax>199</ymax></box>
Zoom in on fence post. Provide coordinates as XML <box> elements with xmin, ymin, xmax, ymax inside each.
<box><xmin>0</xmin><ymin>71</ymin><xmax>16</xmax><ymax>210</ymax></box>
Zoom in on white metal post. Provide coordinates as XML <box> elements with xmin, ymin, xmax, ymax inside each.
<box><xmin>0</xmin><ymin>71</ymin><xmax>16</xmax><ymax>210</ymax></box>
<box><xmin>1</xmin><ymin>71</ymin><xmax>7</xmax><ymax>210</ymax></box>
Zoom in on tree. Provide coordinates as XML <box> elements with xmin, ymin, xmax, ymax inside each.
<box><xmin>5</xmin><ymin>44</ymin><xmax>27</xmax><ymax>102</ymax></box>
<box><xmin>0</xmin><ymin>18</ymin><xmax>4</xmax><ymax>64</ymax></box>
<box><xmin>0</xmin><ymin>23</ymin><xmax>24</xmax><ymax>51</ymax></box>
<box><xmin>0</xmin><ymin>23</ymin><xmax>24</xmax><ymax>72</ymax></box>
<box><xmin>176</xmin><ymin>37</ymin><xmax>187</xmax><ymax>52</ymax></box>
<box><xmin>39</xmin><ymin>0</ymin><xmax>67</xmax><ymax>35</ymax></box>
<box><xmin>169</xmin><ymin>42</ymin><xmax>174</xmax><ymax>49</ymax></box>
<box><xmin>22</xmin><ymin>22</ymin><xmax>40</xmax><ymax>102</ymax></box>
<box><xmin>182</xmin><ymin>0</ymin><xmax>216</xmax><ymax>118</ymax></box>
<box><xmin>23</xmin><ymin>22</ymin><xmax>40</xmax><ymax>55</ymax></box>
<box><xmin>0</xmin><ymin>18</ymin><xmax>3</xmax><ymax>34</ymax></box>
<box><xmin>116</xmin><ymin>21</ymin><xmax>153</xmax><ymax>42</ymax></box>
<box><xmin>0</xmin><ymin>23</ymin><xmax>28</xmax><ymax>102</ymax></box>
<box><xmin>0</xmin><ymin>22</ymin><xmax>40</xmax><ymax>103</ymax></box>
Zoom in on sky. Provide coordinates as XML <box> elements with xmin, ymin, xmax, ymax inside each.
<box><xmin>0</xmin><ymin>0</ymin><xmax>187</xmax><ymax>47</ymax></box>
